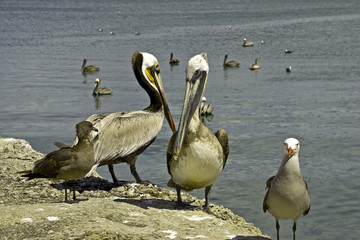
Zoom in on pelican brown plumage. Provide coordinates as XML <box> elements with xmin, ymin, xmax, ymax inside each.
<box><xmin>243</xmin><ymin>38</ymin><xmax>254</xmax><ymax>47</ymax></box>
<box><xmin>167</xmin><ymin>53</ymin><xmax>229</xmax><ymax>214</ymax></box>
<box><xmin>250</xmin><ymin>58</ymin><xmax>260</xmax><ymax>70</ymax></box>
<box><xmin>93</xmin><ymin>78</ymin><xmax>112</xmax><ymax>96</ymax></box>
<box><xmin>223</xmin><ymin>54</ymin><xmax>240</xmax><ymax>67</ymax></box>
<box><xmin>263</xmin><ymin>138</ymin><xmax>310</xmax><ymax>240</ymax></box>
<box><xmin>81</xmin><ymin>59</ymin><xmax>100</xmax><ymax>72</ymax></box>
<box><xmin>76</xmin><ymin>52</ymin><xmax>176</xmax><ymax>185</ymax></box>
<box><xmin>19</xmin><ymin>121</ymin><xmax>97</xmax><ymax>202</ymax></box>
<box><xmin>169</xmin><ymin>52</ymin><xmax>180</xmax><ymax>65</ymax></box>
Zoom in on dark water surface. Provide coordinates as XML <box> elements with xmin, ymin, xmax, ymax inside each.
<box><xmin>1</xmin><ymin>0</ymin><xmax>359</xmax><ymax>239</ymax></box>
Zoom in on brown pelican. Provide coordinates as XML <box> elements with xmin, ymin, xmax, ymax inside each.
<box><xmin>200</xmin><ymin>96</ymin><xmax>214</xmax><ymax>115</ymax></box>
<box><xmin>250</xmin><ymin>58</ymin><xmax>260</xmax><ymax>70</ymax></box>
<box><xmin>285</xmin><ymin>49</ymin><xmax>293</xmax><ymax>54</ymax></box>
<box><xmin>261</xmin><ymin>40</ymin><xmax>265</xmax><ymax>45</ymax></box>
<box><xmin>286</xmin><ymin>66</ymin><xmax>292</xmax><ymax>72</ymax></box>
<box><xmin>243</xmin><ymin>38</ymin><xmax>254</xmax><ymax>47</ymax></box>
<box><xmin>263</xmin><ymin>138</ymin><xmax>310</xmax><ymax>240</ymax></box>
<box><xmin>167</xmin><ymin>53</ymin><xmax>229</xmax><ymax>214</ymax></box>
<box><xmin>169</xmin><ymin>52</ymin><xmax>180</xmax><ymax>65</ymax></box>
<box><xmin>223</xmin><ymin>54</ymin><xmax>240</xmax><ymax>67</ymax></box>
<box><xmin>19</xmin><ymin>121</ymin><xmax>97</xmax><ymax>202</ymax></box>
<box><xmin>110</xmin><ymin>31</ymin><xmax>115</xmax><ymax>35</ymax></box>
<box><xmin>81</xmin><ymin>59</ymin><xmax>100</xmax><ymax>72</ymax></box>
<box><xmin>76</xmin><ymin>52</ymin><xmax>176</xmax><ymax>185</ymax></box>
<box><xmin>93</xmin><ymin>78</ymin><xmax>112</xmax><ymax>96</ymax></box>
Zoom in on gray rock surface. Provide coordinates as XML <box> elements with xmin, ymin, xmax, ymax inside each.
<box><xmin>0</xmin><ymin>137</ymin><xmax>271</xmax><ymax>239</ymax></box>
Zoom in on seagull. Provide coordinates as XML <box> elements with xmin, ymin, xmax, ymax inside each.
<box><xmin>81</xmin><ymin>59</ymin><xmax>100</xmax><ymax>72</ymax></box>
<box><xmin>93</xmin><ymin>78</ymin><xmax>112</xmax><ymax>96</ymax></box>
<box><xmin>243</xmin><ymin>38</ymin><xmax>254</xmax><ymax>47</ymax></box>
<box><xmin>263</xmin><ymin>138</ymin><xmax>310</xmax><ymax>240</ymax></box>
<box><xmin>19</xmin><ymin>121</ymin><xmax>97</xmax><ymax>202</ymax></box>
<box><xmin>167</xmin><ymin>53</ymin><xmax>229</xmax><ymax>215</ymax></box>
<box><xmin>250</xmin><ymin>58</ymin><xmax>260</xmax><ymax>70</ymax></box>
<box><xmin>223</xmin><ymin>54</ymin><xmax>240</xmax><ymax>67</ymax></box>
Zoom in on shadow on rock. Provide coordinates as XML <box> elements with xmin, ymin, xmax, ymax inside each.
<box><xmin>114</xmin><ymin>198</ymin><xmax>198</xmax><ymax>211</ymax></box>
<box><xmin>50</xmin><ymin>176</ymin><xmax>118</xmax><ymax>192</ymax></box>
<box><xmin>229</xmin><ymin>236</ymin><xmax>272</xmax><ymax>240</ymax></box>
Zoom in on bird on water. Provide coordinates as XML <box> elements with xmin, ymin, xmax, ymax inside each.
<box><xmin>81</xmin><ymin>59</ymin><xmax>100</xmax><ymax>72</ymax></box>
<box><xmin>250</xmin><ymin>58</ymin><xmax>260</xmax><ymax>70</ymax></box>
<box><xmin>93</xmin><ymin>78</ymin><xmax>112</xmax><ymax>96</ymax></box>
<box><xmin>167</xmin><ymin>53</ymin><xmax>229</xmax><ymax>215</ymax></box>
<box><xmin>243</xmin><ymin>38</ymin><xmax>254</xmax><ymax>47</ymax></box>
<box><xmin>200</xmin><ymin>96</ymin><xmax>214</xmax><ymax>115</ymax></box>
<box><xmin>75</xmin><ymin>52</ymin><xmax>176</xmax><ymax>185</ymax></box>
<box><xmin>19</xmin><ymin>121</ymin><xmax>97</xmax><ymax>202</ymax></box>
<box><xmin>223</xmin><ymin>54</ymin><xmax>240</xmax><ymax>67</ymax></box>
<box><xmin>263</xmin><ymin>138</ymin><xmax>310</xmax><ymax>240</ymax></box>
<box><xmin>169</xmin><ymin>52</ymin><xmax>180</xmax><ymax>65</ymax></box>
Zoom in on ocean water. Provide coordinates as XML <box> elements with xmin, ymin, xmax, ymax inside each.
<box><xmin>1</xmin><ymin>0</ymin><xmax>359</xmax><ymax>239</ymax></box>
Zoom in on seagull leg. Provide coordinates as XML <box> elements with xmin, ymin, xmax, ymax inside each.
<box><xmin>108</xmin><ymin>164</ymin><xmax>119</xmax><ymax>185</ymax></box>
<box><xmin>276</xmin><ymin>220</ymin><xmax>280</xmax><ymax>240</ymax></box>
<box><xmin>292</xmin><ymin>221</ymin><xmax>297</xmax><ymax>240</ymax></box>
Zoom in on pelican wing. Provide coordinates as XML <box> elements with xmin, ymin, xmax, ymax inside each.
<box><xmin>93</xmin><ymin>110</ymin><xmax>164</xmax><ymax>164</ymax></box>
<box><xmin>214</xmin><ymin>128</ymin><xmax>229</xmax><ymax>169</ymax></box>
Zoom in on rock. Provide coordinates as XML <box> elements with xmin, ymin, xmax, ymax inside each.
<box><xmin>0</xmin><ymin>138</ymin><xmax>271</xmax><ymax>239</ymax></box>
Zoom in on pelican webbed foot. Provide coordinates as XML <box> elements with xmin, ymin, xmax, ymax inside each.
<box><xmin>174</xmin><ymin>185</ymin><xmax>195</xmax><ymax>210</ymax></box>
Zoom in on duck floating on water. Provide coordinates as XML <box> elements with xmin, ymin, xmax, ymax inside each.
<box><xmin>167</xmin><ymin>53</ymin><xmax>229</xmax><ymax>214</ymax></box>
<box><xmin>75</xmin><ymin>52</ymin><xmax>176</xmax><ymax>185</ymax></box>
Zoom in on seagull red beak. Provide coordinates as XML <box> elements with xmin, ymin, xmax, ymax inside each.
<box><xmin>288</xmin><ymin>147</ymin><xmax>293</xmax><ymax>156</ymax></box>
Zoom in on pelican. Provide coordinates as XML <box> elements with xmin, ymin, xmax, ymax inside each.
<box><xmin>243</xmin><ymin>38</ymin><xmax>254</xmax><ymax>47</ymax></box>
<box><xmin>169</xmin><ymin>52</ymin><xmax>180</xmax><ymax>65</ymax></box>
<box><xmin>223</xmin><ymin>54</ymin><xmax>240</xmax><ymax>67</ymax></box>
<box><xmin>76</xmin><ymin>52</ymin><xmax>176</xmax><ymax>185</ymax></box>
<box><xmin>285</xmin><ymin>49</ymin><xmax>292</xmax><ymax>54</ymax></box>
<box><xmin>19</xmin><ymin>121</ymin><xmax>97</xmax><ymax>202</ymax></box>
<box><xmin>81</xmin><ymin>59</ymin><xmax>100</xmax><ymax>72</ymax></box>
<box><xmin>250</xmin><ymin>58</ymin><xmax>260</xmax><ymax>70</ymax></box>
<box><xmin>261</xmin><ymin>40</ymin><xmax>265</xmax><ymax>45</ymax></box>
<box><xmin>110</xmin><ymin>31</ymin><xmax>115</xmax><ymax>35</ymax></box>
<box><xmin>286</xmin><ymin>66</ymin><xmax>292</xmax><ymax>72</ymax></box>
<box><xmin>99</xmin><ymin>28</ymin><xmax>103</xmax><ymax>32</ymax></box>
<box><xmin>200</xmin><ymin>96</ymin><xmax>214</xmax><ymax>115</ymax></box>
<box><xmin>167</xmin><ymin>53</ymin><xmax>229</xmax><ymax>214</ymax></box>
<box><xmin>263</xmin><ymin>138</ymin><xmax>310</xmax><ymax>240</ymax></box>
<box><xmin>93</xmin><ymin>78</ymin><xmax>112</xmax><ymax>96</ymax></box>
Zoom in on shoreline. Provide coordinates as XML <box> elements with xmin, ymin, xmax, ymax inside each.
<box><xmin>0</xmin><ymin>137</ymin><xmax>270</xmax><ymax>239</ymax></box>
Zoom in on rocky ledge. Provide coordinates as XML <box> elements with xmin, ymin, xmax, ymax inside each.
<box><xmin>0</xmin><ymin>137</ymin><xmax>271</xmax><ymax>240</ymax></box>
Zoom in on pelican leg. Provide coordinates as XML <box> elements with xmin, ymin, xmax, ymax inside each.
<box><xmin>108</xmin><ymin>164</ymin><xmax>119</xmax><ymax>185</ymax></box>
<box><xmin>72</xmin><ymin>180</ymin><xmax>76</xmax><ymax>200</ymax></box>
<box><xmin>174</xmin><ymin>184</ymin><xmax>194</xmax><ymax>210</ymax></box>
<box><xmin>130</xmin><ymin>164</ymin><xmax>144</xmax><ymax>184</ymax></box>
<box><xmin>292</xmin><ymin>222</ymin><xmax>297</xmax><ymax>240</ymax></box>
<box><xmin>64</xmin><ymin>181</ymin><xmax>68</xmax><ymax>202</ymax></box>
<box><xmin>204</xmin><ymin>185</ymin><xmax>212</xmax><ymax>214</ymax></box>
<box><xmin>276</xmin><ymin>220</ymin><xmax>280</xmax><ymax>240</ymax></box>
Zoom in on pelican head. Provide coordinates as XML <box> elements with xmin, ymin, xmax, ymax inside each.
<box><xmin>173</xmin><ymin>53</ymin><xmax>209</xmax><ymax>158</ymax></box>
<box><xmin>283</xmin><ymin>138</ymin><xmax>300</xmax><ymax>157</ymax></box>
<box><xmin>132</xmin><ymin>51</ymin><xmax>176</xmax><ymax>132</ymax></box>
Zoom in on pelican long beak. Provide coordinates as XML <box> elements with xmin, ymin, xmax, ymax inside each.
<box><xmin>172</xmin><ymin>70</ymin><xmax>207</xmax><ymax>159</ymax></box>
<box><xmin>147</xmin><ymin>66</ymin><xmax>176</xmax><ymax>133</ymax></box>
